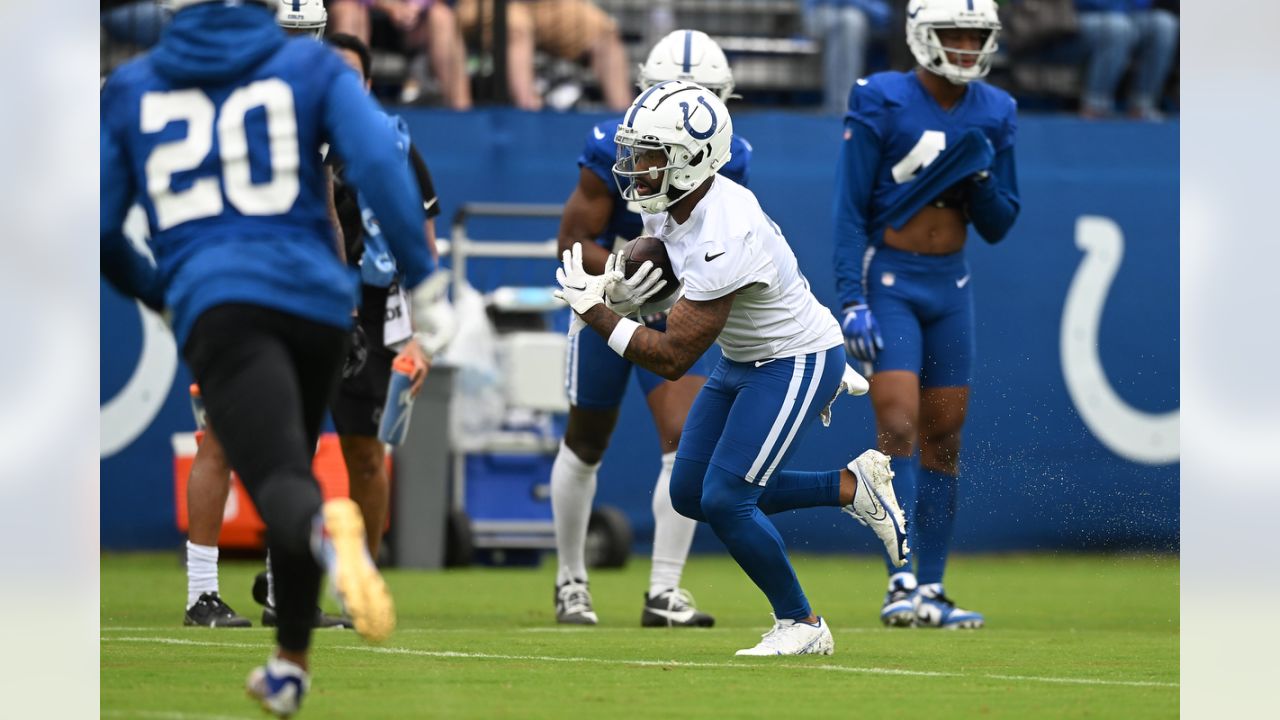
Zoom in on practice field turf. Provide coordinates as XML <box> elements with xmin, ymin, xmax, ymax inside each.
<box><xmin>101</xmin><ymin>552</ymin><xmax>1178</xmax><ymax>719</ymax></box>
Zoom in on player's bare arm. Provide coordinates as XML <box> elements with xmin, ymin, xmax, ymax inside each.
<box><xmin>557</xmin><ymin>167</ymin><xmax>617</xmax><ymax>274</ymax></box>
<box><xmin>326</xmin><ymin>165</ymin><xmax>346</xmax><ymax>264</ymax></box>
<box><xmin>581</xmin><ymin>293</ymin><xmax>735</xmax><ymax>381</ymax></box>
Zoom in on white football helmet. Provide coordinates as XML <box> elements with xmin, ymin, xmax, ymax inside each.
<box><xmin>906</xmin><ymin>0</ymin><xmax>1001</xmax><ymax>84</ymax></box>
<box><xmin>613</xmin><ymin>80</ymin><xmax>733</xmax><ymax>214</ymax></box>
<box><xmin>276</xmin><ymin>0</ymin><xmax>328</xmax><ymax>38</ymax></box>
<box><xmin>638</xmin><ymin>30</ymin><xmax>735</xmax><ymax>102</ymax></box>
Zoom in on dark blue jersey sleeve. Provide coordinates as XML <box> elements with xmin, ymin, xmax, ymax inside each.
<box><xmin>723</xmin><ymin>135</ymin><xmax>752</xmax><ymax>187</ymax></box>
<box><xmin>322</xmin><ymin>65</ymin><xmax>433</xmax><ymax>287</ymax></box>
<box><xmin>832</xmin><ymin>119</ymin><xmax>882</xmax><ymax>309</ymax></box>
<box><xmin>578</xmin><ymin>124</ymin><xmax>617</xmax><ymax>189</ymax></box>
<box><xmin>967</xmin><ymin>144</ymin><xmax>1019</xmax><ymax>244</ymax></box>
<box><xmin>100</xmin><ymin>85</ymin><xmax>163</xmax><ymax>311</ymax></box>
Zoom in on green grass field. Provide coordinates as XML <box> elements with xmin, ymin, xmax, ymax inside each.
<box><xmin>101</xmin><ymin>552</ymin><xmax>1178</xmax><ymax>719</ymax></box>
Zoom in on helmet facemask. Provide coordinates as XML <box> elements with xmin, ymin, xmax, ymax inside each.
<box><xmin>613</xmin><ymin>131</ymin><xmax>702</xmax><ymax>215</ymax></box>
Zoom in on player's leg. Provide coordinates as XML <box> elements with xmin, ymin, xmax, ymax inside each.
<box><xmin>339</xmin><ymin>435</ymin><xmax>389</xmax><ymax>557</ymax></box>
<box><xmin>183</xmin><ymin>427</ymin><xmax>251</xmax><ymax>627</ymax></box>
<box><xmin>550</xmin><ymin>330</ymin><xmax>630</xmax><ymax>623</ymax></box>
<box><xmin>332</xmin><ymin>332</ymin><xmax>398</xmax><ymax>560</ymax></box>
<box><xmin>637</xmin><ymin>364</ymin><xmax>714</xmax><ymax>627</ymax></box>
<box><xmin>912</xmin><ymin>277</ymin><xmax>982</xmax><ymax>629</ymax></box>
<box><xmin>183</xmin><ymin>307</ymin><xmax>336</xmax><ymax>688</ymax></box>
<box><xmin>696</xmin><ymin>349</ymin><xmax>844</xmax><ymax>655</ymax></box>
<box><xmin>865</xmin><ymin>266</ymin><xmax>926</xmax><ymax>625</ymax></box>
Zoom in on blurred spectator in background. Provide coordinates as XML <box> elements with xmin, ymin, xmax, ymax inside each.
<box><xmin>375</xmin><ymin>1</ymin><xmax>473</xmax><ymax>108</ymax></box>
<box><xmin>803</xmin><ymin>0</ymin><xmax>890</xmax><ymax>115</ymax></box>
<box><xmin>456</xmin><ymin>0</ymin><xmax>631</xmax><ymax>111</ymax></box>
<box><xmin>101</xmin><ymin>0</ymin><xmax>172</xmax><ymax>49</ymax></box>
<box><xmin>329</xmin><ymin>0</ymin><xmax>374</xmax><ymax>42</ymax></box>
<box><xmin>1075</xmin><ymin>0</ymin><xmax>1178</xmax><ymax>119</ymax></box>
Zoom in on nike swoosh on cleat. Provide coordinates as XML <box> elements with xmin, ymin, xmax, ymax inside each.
<box><xmin>646</xmin><ymin>607</ymin><xmax>696</xmax><ymax>623</ymax></box>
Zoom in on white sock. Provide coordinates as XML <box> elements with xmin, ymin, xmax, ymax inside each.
<box><xmin>265</xmin><ymin>552</ymin><xmax>275</xmax><ymax>608</ymax></box>
<box><xmin>551</xmin><ymin>441</ymin><xmax>599</xmax><ymax>586</ymax></box>
<box><xmin>186</xmin><ymin>541</ymin><xmax>219</xmax><ymax>609</ymax></box>
<box><xmin>649</xmin><ymin>451</ymin><xmax>695</xmax><ymax>599</ymax></box>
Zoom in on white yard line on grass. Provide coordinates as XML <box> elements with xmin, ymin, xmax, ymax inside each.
<box><xmin>102</xmin><ymin>636</ymin><xmax>1178</xmax><ymax>689</ymax></box>
<box><xmin>102</xmin><ymin>710</ymin><xmax>255</xmax><ymax>720</ymax></box>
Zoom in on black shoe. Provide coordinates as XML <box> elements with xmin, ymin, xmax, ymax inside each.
<box><xmin>252</xmin><ymin>570</ymin><xmax>269</xmax><ymax>607</ymax></box>
<box><xmin>183</xmin><ymin>592</ymin><xmax>252</xmax><ymax>628</ymax></box>
<box><xmin>641</xmin><ymin>588</ymin><xmax>715</xmax><ymax>628</ymax></box>
<box><xmin>261</xmin><ymin>604</ymin><xmax>354</xmax><ymax>629</ymax></box>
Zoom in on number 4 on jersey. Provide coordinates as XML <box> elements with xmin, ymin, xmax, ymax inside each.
<box><xmin>891</xmin><ymin>130</ymin><xmax>946</xmax><ymax>184</ymax></box>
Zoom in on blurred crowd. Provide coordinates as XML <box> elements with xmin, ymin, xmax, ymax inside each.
<box><xmin>100</xmin><ymin>0</ymin><xmax>1178</xmax><ymax>119</ymax></box>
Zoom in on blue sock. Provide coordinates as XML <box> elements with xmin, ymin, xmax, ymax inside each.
<box><xmin>914</xmin><ymin>467</ymin><xmax>958</xmax><ymax>585</ymax></box>
<box><xmin>757</xmin><ymin>469</ymin><xmax>841</xmax><ymax>515</ymax></box>
<box><xmin>701</xmin><ymin>463</ymin><xmax>812</xmax><ymax>621</ymax></box>
<box><xmin>882</xmin><ymin>455</ymin><xmax>918</xmax><ymax>575</ymax></box>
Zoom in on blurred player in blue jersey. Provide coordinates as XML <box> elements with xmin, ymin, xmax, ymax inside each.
<box><xmin>101</xmin><ymin>0</ymin><xmax>451</xmax><ymax>714</ymax></box>
<box><xmin>550</xmin><ymin>30</ymin><xmax>753</xmax><ymax>627</ymax></box>
<box><xmin>555</xmin><ymin>80</ymin><xmax>909</xmax><ymax>655</ymax></box>
<box><xmin>831</xmin><ymin>0</ymin><xmax>1020</xmax><ymax>629</ymax></box>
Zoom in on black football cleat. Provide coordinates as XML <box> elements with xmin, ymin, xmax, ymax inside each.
<box><xmin>641</xmin><ymin>588</ymin><xmax>715</xmax><ymax>628</ymax></box>
<box><xmin>183</xmin><ymin>592</ymin><xmax>252</xmax><ymax>628</ymax></box>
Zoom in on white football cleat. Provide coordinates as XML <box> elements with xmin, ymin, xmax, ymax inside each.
<box><xmin>880</xmin><ymin>571</ymin><xmax>918</xmax><ymax>627</ymax></box>
<box><xmin>246</xmin><ymin>657</ymin><xmax>309</xmax><ymax>717</ymax></box>
<box><xmin>555</xmin><ymin>580</ymin><xmax>598</xmax><ymax>625</ymax></box>
<box><xmin>735</xmin><ymin>615</ymin><xmax>834</xmax><ymax>656</ymax></box>
<box><xmin>913</xmin><ymin>584</ymin><xmax>985</xmax><ymax>630</ymax></box>
<box><xmin>322</xmin><ymin>498</ymin><xmax>395</xmax><ymax>643</ymax></box>
<box><xmin>842</xmin><ymin>450</ymin><xmax>910</xmax><ymax>567</ymax></box>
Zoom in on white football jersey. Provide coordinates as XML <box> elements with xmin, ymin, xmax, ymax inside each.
<box><xmin>642</xmin><ymin>177</ymin><xmax>843</xmax><ymax>362</ymax></box>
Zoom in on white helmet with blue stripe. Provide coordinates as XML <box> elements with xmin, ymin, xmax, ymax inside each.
<box><xmin>906</xmin><ymin>0</ymin><xmax>1001</xmax><ymax>84</ymax></box>
<box><xmin>638</xmin><ymin>30</ymin><xmax>735</xmax><ymax>102</ymax></box>
<box><xmin>275</xmin><ymin>0</ymin><xmax>328</xmax><ymax>37</ymax></box>
<box><xmin>613</xmin><ymin>80</ymin><xmax>734</xmax><ymax>214</ymax></box>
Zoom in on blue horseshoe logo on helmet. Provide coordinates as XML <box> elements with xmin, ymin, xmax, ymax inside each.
<box><xmin>679</xmin><ymin>97</ymin><xmax>718</xmax><ymax>140</ymax></box>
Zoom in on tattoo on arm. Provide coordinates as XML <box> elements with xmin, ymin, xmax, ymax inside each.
<box><xmin>581</xmin><ymin>294</ymin><xmax>734</xmax><ymax>380</ymax></box>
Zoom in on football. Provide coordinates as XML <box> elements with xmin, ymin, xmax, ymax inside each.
<box><xmin>620</xmin><ymin>235</ymin><xmax>678</xmax><ymax>303</ymax></box>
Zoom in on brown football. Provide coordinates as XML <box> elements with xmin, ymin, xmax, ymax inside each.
<box><xmin>620</xmin><ymin>235</ymin><xmax>678</xmax><ymax>302</ymax></box>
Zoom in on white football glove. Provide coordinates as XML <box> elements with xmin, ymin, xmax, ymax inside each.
<box><xmin>820</xmin><ymin>362</ymin><xmax>871</xmax><ymax>427</ymax></box>
<box><xmin>604</xmin><ymin>252</ymin><xmax>667</xmax><ymax>317</ymax></box>
<box><xmin>554</xmin><ymin>242</ymin><xmax>623</xmax><ymax>337</ymax></box>
<box><xmin>410</xmin><ymin>270</ymin><xmax>458</xmax><ymax>357</ymax></box>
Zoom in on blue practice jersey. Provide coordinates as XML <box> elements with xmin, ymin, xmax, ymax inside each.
<box><xmin>578</xmin><ymin>117</ymin><xmax>753</xmax><ymax>248</ymax></box>
<box><xmin>831</xmin><ymin>71</ymin><xmax>1019</xmax><ymax>308</ymax></box>
<box><xmin>100</xmin><ymin>2</ymin><xmax>432</xmax><ymax>345</ymax></box>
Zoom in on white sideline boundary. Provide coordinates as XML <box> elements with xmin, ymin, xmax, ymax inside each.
<box><xmin>102</xmin><ymin>710</ymin><xmax>254</xmax><ymax>720</ymax></box>
<box><xmin>101</xmin><ymin>636</ymin><xmax>1179</xmax><ymax>689</ymax></box>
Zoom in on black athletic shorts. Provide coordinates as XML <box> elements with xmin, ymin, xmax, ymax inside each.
<box><xmin>331</xmin><ymin>284</ymin><xmax>397</xmax><ymax>437</ymax></box>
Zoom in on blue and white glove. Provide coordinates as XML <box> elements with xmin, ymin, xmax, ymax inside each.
<box><xmin>841</xmin><ymin>303</ymin><xmax>883</xmax><ymax>363</ymax></box>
